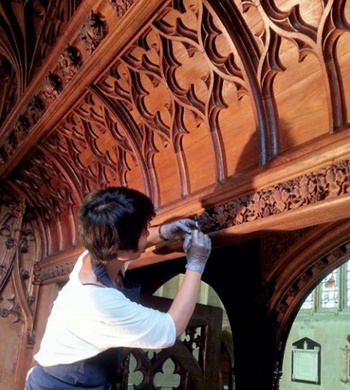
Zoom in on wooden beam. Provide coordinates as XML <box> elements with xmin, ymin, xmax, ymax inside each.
<box><xmin>130</xmin><ymin>192</ymin><xmax>350</xmax><ymax>268</ymax></box>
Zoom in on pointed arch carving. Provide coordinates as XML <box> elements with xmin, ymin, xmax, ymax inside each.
<box><xmin>265</xmin><ymin>218</ymin><xmax>350</xmax><ymax>380</ymax></box>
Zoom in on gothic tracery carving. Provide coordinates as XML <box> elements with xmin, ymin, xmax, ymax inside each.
<box><xmin>0</xmin><ymin>294</ymin><xmax>22</xmax><ymax>323</ymax></box>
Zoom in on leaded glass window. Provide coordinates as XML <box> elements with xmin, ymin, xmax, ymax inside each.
<box><xmin>346</xmin><ymin>261</ymin><xmax>350</xmax><ymax>308</ymax></box>
<box><xmin>301</xmin><ymin>291</ymin><xmax>314</xmax><ymax>310</ymax></box>
<box><xmin>300</xmin><ymin>261</ymin><xmax>350</xmax><ymax>312</ymax></box>
<box><xmin>321</xmin><ymin>270</ymin><xmax>338</xmax><ymax>309</ymax></box>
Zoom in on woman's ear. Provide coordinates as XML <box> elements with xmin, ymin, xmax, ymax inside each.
<box><xmin>115</xmin><ymin>250</ymin><xmax>131</xmax><ymax>261</ymax></box>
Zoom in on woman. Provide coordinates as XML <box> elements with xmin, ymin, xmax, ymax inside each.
<box><xmin>25</xmin><ymin>186</ymin><xmax>211</xmax><ymax>389</ymax></box>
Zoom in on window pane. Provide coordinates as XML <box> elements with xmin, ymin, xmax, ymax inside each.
<box><xmin>346</xmin><ymin>261</ymin><xmax>350</xmax><ymax>307</ymax></box>
<box><xmin>321</xmin><ymin>270</ymin><xmax>338</xmax><ymax>308</ymax></box>
<box><xmin>301</xmin><ymin>291</ymin><xmax>314</xmax><ymax>310</ymax></box>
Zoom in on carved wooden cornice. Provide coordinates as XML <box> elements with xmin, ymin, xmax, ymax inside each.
<box><xmin>198</xmin><ymin>159</ymin><xmax>350</xmax><ymax>233</ymax></box>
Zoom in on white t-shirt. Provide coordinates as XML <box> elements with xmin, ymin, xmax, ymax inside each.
<box><xmin>35</xmin><ymin>251</ymin><xmax>176</xmax><ymax>366</ymax></box>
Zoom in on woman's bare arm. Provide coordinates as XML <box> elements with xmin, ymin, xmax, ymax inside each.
<box><xmin>168</xmin><ymin>230</ymin><xmax>211</xmax><ymax>336</ymax></box>
<box><xmin>168</xmin><ymin>269</ymin><xmax>202</xmax><ymax>337</ymax></box>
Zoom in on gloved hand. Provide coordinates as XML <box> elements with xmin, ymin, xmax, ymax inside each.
<box><xmin>183</xmin><ymin>230</ymin><xmax>211</xmax><ymax>274</ymax></box>
<box><xmin>160</xmin><ymin>218</ymin><xmax>197</xmax><ymax>241</ymax></box>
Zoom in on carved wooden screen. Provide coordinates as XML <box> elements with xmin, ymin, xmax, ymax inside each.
<box><xmin>118</xmin><ymin>295</ymin><xmax>223</xmax><ymax>390</ymax></box>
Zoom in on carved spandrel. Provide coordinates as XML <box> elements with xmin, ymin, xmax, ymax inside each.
<box><xmin>240</xmin><ymin>0</ymin><xmax>350</xmax><ymax>131</ymax></box>
<box><xmin>1</xmin><ymin>0</ymin><xmax>349</xmax><ymax>186</ymax></box>
<box><xmin>2</xmin><ymin>0</ymin><xmax>350</xmax><ymax>252</ymax></box>
<box><xmin>261</xmin><ymin>228</ymin><xmax>314</xmax><ymax>277</ymax></box>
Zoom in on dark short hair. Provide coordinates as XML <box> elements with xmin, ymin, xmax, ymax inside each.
<box><xmin>77</xmin><ymin>186</ymin><xmax>155</xmax><ymax>263</ymax></box>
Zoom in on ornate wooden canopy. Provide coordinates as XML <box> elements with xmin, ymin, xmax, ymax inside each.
<box><xmin>1</xmin><ymin>0</ymin><xmax>350</xmax><ymax>259</ymax></box>
<box><xmin>1</xmin><ymin>1</ymin><xmax>350</xmax><ymax>389</ymax></box>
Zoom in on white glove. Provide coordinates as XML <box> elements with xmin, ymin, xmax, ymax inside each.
<box><xmin>160</xmin><ymin>218</ymin><xmax>197</xmax><ymax>241</ymax></box>
<box><xmin>183</xmin><ymin>230</ymin><xmax>211</xmax><ymax>274</ymax></box>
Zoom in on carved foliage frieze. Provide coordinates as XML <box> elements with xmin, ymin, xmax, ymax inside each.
<box><xmin>197</xmin><ymin>159</ymin><xmax>350</xmax><ymax>233</ymax></box>
<box><xmin>58</xmin><ymin>46</ymin><xmax>82</xmax><ymax>83</ymax></box>
<box><xmin>80</xmin><ymin>11</ymin><xmax>109</xmax><ymax>54</ymax></box>
<box><xmin>21</xmin><ymin>159</ymin><xmax>350</xmax><ymax>286</ymax></box>
<box><xmin>0</xmin><ymin>0</ymin><xmax>142</xmax><ymax>167</ymax></box>
<box><xmin>109</xmin><ymin>0</ymin><xmax>135</xmax><ymax>17</ymax></box>
<box><xmin>41</xmin><ymin>73</ymin><xmax>63</xmax><ymax>103</ymax></box>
